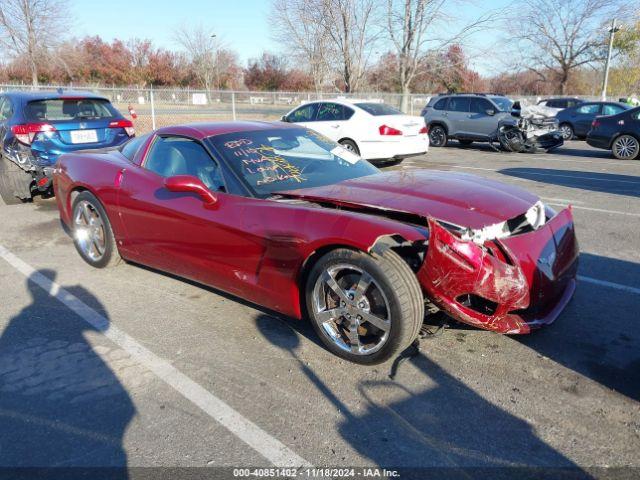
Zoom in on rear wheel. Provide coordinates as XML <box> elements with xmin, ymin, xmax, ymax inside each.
<box><xmin>559</xmin><ymin>123</ymin><xmax>574</xmax><ymax>140</ymax></box>
<box><xmin>305</xmin><ymin>248</ymin><xmax>423</xmax><ymax>364</ymax></box>
<box><xmin>612</xmin><ymin>135</ymin><xmax>639</xmax><ymax>160</ymax></box>
<box><xmin>0</xmin><ymin>157</ymin><xmax>32</xmax><ymax>205</ymax></box>
<box><xmin>428</xmin><ymin>125</ymin><xmax>447</xmax><ymax>147</ymax></box>
<box><xmin>339</xmin><ymin>139</ymin><xmax>360</xmax><ymax>156</ymax></box>
<box><xmin>71</xmin><ymin>191</ymin><xmax>121</xmax><ymax>268</ymax></box>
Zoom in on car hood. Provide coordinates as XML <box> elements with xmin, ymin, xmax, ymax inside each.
<box><xmin>277</xmin><ymin>170</ymin><xmax>539</xmax><ymax>229</ymax></box>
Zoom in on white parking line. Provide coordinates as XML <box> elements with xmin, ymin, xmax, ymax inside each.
<box><xmin>578</xmin><ymin>275</ymin><xmax>640</xmax><ymax>295</ymax></box>
<box><xmin>545</xmin><ymin>202</ymin><xmax>640</xmax><ymax>217</ymax></box>
<box><xmin>0</xmin><ymin>244</ymin><xmax>311</xmax><ymax>469</ymax></box>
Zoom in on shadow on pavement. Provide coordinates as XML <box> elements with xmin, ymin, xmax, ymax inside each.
<box><xmin>498</xmin><ymin>167</ymin><xmax>640</xmax><ymax>197</ymax></box>
<box><xmin>254</xmin><ymin>314</ymin><xmax>588</xmax><ymax>479</ymax></box>
<box><xmin>0</xmin><ymin>269</ymin><xmax>134</xmax><ymax>478</ymax></box>
<box><xmin>517</xmin><ymin>253</ymin><xmax>640</xmax><ymax>402</ymax></box>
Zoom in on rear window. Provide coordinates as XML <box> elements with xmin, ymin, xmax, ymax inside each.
<box><xmin>24</xmin><ymin>98</ymin><xmax>118</xmax><ymax>122</ymax></box>
<box><xmin>355</xmin><ymin>103</ymin><xmax>401</xmax><ymax>116</ymax></box>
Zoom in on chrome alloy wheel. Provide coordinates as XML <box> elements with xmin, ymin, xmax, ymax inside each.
<box><xmin>312</xmin><ymin>263</ymin><xmax>391</xmax><ymax>355</ymax></box>
<box><xmin>613</xmin><ymin>135</ymin><xmax>639</xmax><ymax>160</ymax></box>
<box><xmin>73</xmin><ymin>200</ymin><xmax>107</xmax><ymax>262</ymax></box>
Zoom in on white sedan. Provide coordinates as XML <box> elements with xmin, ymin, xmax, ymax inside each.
<box><xmin>281</xmin><ymin>99</ymin><xmax>429</xmax><ymax>165</ymax></box>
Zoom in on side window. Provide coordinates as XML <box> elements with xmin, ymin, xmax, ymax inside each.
<box><xmin>433</xmin><ymin>98</ymin><xmax>448</xmax><ymax>110</ymax></box>
<box><xmin>545</xmin><ymin>100</ymin><xmax>558</xmax><ymax>108</ymax></box>
<box><xmin>343</xmin><ymin>106</ymin><xmax>355</xmax><ymax>120</ymax></box>
<box><xmin>470</xmin><ymin>98</ymin><xmax>493</xmax><ymax>114</ymax></box>
<box><xmin>316</xmin><ymin>102</ymin><xmax>344</xmax><ymax>121</ymax></box>
<box><xmin>567</xmin><ymin>100</ymin><xmax>580</xmax><ymax>108</ymax></box>
<box><xmin>602</xmin><ymin>104</ymin><xmax>625</xmax><ymax>116</ymax></box>
<box><xmin>448</xmin><ymin>97</ymin><xmax>470</xmax><ymax>112</ymax></box>
<box><xmin>0</xmin><ymin>98</ymin><xmax>12</xmax><ymax>121</ymax></box>
<box><xmin>288</xmin><ymin>103</ymin><xmax>318</xmax><ymax>123</ymax></box>
<box><xmin>577</xmin><ymin>104</ymin><xmax>600</xmax><ymax>114</ymax></box>
<box><xmin>120</xmin><ymin>134</ymin><xmax>149</xmax><ymax>161</ymax></box>
<box><xmin>144</xmin><ymin>136</ymin><xmax>225</xmax><ymax>191</ymax></box>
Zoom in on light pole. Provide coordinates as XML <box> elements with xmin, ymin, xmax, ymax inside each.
<box><xmin>601</xmin><ymin>19</ymin><xmax>619</xmax><ymax>101</ymax></box>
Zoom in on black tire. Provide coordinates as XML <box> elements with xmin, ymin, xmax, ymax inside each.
<box><xmin>71</xmin><ymin>191</ymin><xmax>121</xmax><ymax>268</ymax></box>
<box><xmin>458</xmin><ymin>139</ymin><xmax>473</xmax><ymax>147</ymax></box>
<box><xmin>611</xmin><ymin>134</ymin><xmax>640</xmax><ymax>160</ymax></box>
<box><xmin>305</xmin><ymin>248</ymin><xmax>423</xmax><ymax>365</ymax></box>
<box><xmin>0</xmin><ymin>157</ymin><xmax>32</xmax><ymax>205</ymax></box>
<box><xmin>339</xmin><ymin>139</ymin><xmax>360</xmax><ymax>156</ymax></box>
<box><xmin>429</xmin><ymin>125</ymin><xmax>447</xmax><ymax>147</ymax></box>
<box><xmin>559</xmin><ymin>123</ymin><xmax>574</xmax><ymax>140</ymax></box>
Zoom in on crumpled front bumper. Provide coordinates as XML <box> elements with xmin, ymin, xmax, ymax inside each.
<box><xmin>417</xmin><ymin>207</ymin><xmax>579</xmax><ymax>334</ymax></box>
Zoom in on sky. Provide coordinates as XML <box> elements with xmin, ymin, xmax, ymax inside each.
<box><xmin>69</xmin><ymin>0</ymin><xmax>513</xmax><ymax>75</ymax></box>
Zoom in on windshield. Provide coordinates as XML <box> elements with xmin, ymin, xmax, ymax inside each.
<box><xmin>24</xmin><ymin>98</ymin><xmax>118</xmax><ymax>122</ymax></box>
<box><xmin>354</xmin><ymin>103</ymin><xmax>402</xmax><ymax>116</ymax></box>
<box><xmin>489</xmin><ymin>96</ymin><xmax>513</xmax><ymax>112</ymax></box>
<box><xmin>208</xmin><ymin>128</ymin><xmax>379</xmax><ymax>198</ymax></box>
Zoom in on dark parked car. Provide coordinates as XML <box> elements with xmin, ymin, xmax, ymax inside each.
<box><xmin>421</xmin><ymin>93</ymin><xmax>514</xmax><ymax>147</ymax></box>
<box><xmin>587</xmin><ymin>106</ymin><xmax>640</xmax><ymax>160</ymax></box>
<box><xmin>0</xmin><ymin>90</ymin><xmax>134</xmax><ymax>204</ymax></box>
<box><xmin>556</xmin><ymin>101</ymin><xmax>629</xmax><ymax>140</ymax></box>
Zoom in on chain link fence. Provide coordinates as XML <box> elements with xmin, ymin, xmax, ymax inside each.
<box><xmin>0</xmin><ymin>83</ymin><xmax>613</xmax><ymax>134</ymax></box>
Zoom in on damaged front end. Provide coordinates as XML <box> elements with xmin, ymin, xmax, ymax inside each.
<box><xmin>417</xmin><ymin>205</ymin><xmax>579</xmax><ymax>334</ymax></box>
<box><xmin>492</xmin><ymin>102</ymin><xmax>564</xmax><ymax>153</ymax></box>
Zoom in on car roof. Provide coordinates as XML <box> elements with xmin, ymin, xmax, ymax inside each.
<box><xmin>3</xmin><ymin>89</ymin><xmax>110</xmax><ymax>102</ymax></box>
<box><xmin>155</xmin><ymin>121</ymin><xmax>302</xmax><ymax>140</ymax></box>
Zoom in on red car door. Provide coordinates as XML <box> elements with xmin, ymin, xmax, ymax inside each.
<box><xmin>117</xmin><ymin>135</ymin><xmax>267</xmax><ymax>298</ymax></box>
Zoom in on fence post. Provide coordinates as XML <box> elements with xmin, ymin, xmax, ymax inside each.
<box><xmin>150</xmin><ymin>85</ymin><xmax>156</xmax><ymax>131</ymax></box>
<box><xmin>231</xmin><ymin>91</ymin><xmax>236</xmax><ymax>120</ymax></box>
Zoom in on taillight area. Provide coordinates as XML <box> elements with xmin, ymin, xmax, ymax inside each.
<box><xmin>109</xmin><ymin>119</ymin><xmax>135</xmax><ymax>137</ymax></box>
<box><xmin>419</xmin><ymin>125</ymin><xmax>429</xmax><ymax>134</ymax></box>
<box><xmin>11</xmin><ymin>123</ymin><xmax>56</xmax><ymax>145</ymax></box>
<box><xmin>379</xmin><ymin>124</ymin><xmax>403</xmax><ymax>136</ymax></box>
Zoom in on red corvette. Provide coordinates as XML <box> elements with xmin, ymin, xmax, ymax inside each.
<box><xmin>54</xmin><ymin>121</ymin><xmax>579</xmax><ymax>364</ymax></box>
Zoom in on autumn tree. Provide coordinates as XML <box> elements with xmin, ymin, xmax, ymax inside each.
<box><xmin>0</xmin><ymin>0</ymin><xmax>72</xmax><ymax>86</ymax></box>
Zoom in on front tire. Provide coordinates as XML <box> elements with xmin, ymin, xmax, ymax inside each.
<box><xmin>428</xmin><ymin>125</ymin><xmax>447</xmax><ymax>147</ymax></box>
<box><xmin>559</xmin><ymin>123</ymin><xmax>574</xmax><ymax>140</ymax></box>
<box><xmin>71</xmin><ymin>191</ymin><xmax>121</xmax><ymax>268</ymax></box>
<box><xmin>305</xmin><ymin>248</ymin><xmax>423</xmax><ymax>364</ymax></box>
<box><xmin>0</xmin><ymin>157</ymin><xmax>32</xmax><ymax>205</ymax></box>
<box><xmin>612</xmin><ymin>135</ymin><xmax>639</xmax><ymax>160</ymax></box>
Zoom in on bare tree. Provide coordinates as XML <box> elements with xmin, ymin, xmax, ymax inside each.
<box><xmin>0</xmin><ymin>0</ymin><xmax>72</xmax><ymax>86</ymax></box>
<box><xmin>384</xmin><ymin>0</ymin><xmax>494</xmax><ymax>111</ymax></box>
<box><xmin>173</xmin><ymin>23</ymin><xmax>228</xmax><ymax>91</ymax></box>
<box><xmin>321</xmin><ymin>0</ymin><xmax>380</xmax><ymax>93</ymax></box>
<box><xmin>271</xmin><ymin>0</ymin><xmax>330</xmax><ymax>93</ymax></box>
<box><xmin>508</xmin><ymin>0</ymin><xmax>624</xmax><ymax>94</ymax></box>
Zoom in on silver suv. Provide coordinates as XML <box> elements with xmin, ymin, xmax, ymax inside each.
<box><xmin>422</xmin><ymin>94</ymin><xmax>514</xmax><ymax>147</ymax></box>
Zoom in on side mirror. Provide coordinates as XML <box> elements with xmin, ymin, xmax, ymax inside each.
<box><xmin>485</xmin><ymin>109</ymin><xmax>496</xmax><ymax>116</ymax></box>
<box><xmin>280</xmin><ymin>115</ymin><xmax>289</xmax><ymax>122</ymax></box>
<box><xmin>164</xmin><ymin>175</ymin><xmax>217</xmax><ymax>205</ymax></box>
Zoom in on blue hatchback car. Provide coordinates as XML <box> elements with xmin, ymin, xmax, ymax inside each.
<box><xmin>0</xmin><ymin>90</ymin><xmax>134</xmax><ymax>204</ymax></box>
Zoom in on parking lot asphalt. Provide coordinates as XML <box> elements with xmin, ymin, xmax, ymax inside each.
<box><xmin>0</xmin><ymin>140</ymin><xmax>638</xmax><ymax>477</ymax></box>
